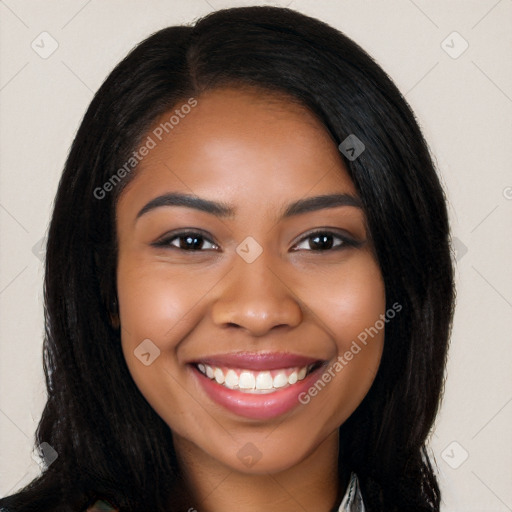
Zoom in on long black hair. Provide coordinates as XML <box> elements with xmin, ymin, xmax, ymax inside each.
<box><xmin>0</xmin><ymin>6</ymin><xmax>455</xmax><ymax>512</ymax></box>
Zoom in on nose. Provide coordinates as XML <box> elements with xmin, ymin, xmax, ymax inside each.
<box><xmin>210</xmin><ymin>251</ymin><xmax>303</xmax><ymax>337</ymax></box>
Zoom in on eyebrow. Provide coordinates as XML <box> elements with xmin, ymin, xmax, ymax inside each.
<box><xmin>135</xmin><ymin>192</ymin><xmax>362</xmax><ymax>222</ymax></box>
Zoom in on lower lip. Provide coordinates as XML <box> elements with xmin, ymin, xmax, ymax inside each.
<box><xmin>190</xmin><ymin>363</ymin><xmax>325</xmax><ymax>420</ymax></box>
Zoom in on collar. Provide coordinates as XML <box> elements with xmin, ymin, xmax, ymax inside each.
<box><xmin>338</xmin><ymin>472</ymin><xmax>366</xmax><ymax>512</ymax></box>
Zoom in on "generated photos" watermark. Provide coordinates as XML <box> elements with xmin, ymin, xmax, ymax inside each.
<box><xmin>298</xmin><ymin>302</ymin><xmax>402</xmax><ymax>404</ymax></box>
<box><xmin>94</xmin><ymin>97</ymin><xmax>198</xmax><ymax>200</ymax></box>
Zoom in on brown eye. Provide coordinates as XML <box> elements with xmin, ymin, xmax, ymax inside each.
<box><xmin>154</xmin><ymin>231</ymin><xmax>218</xmax><ymax>251</ymax></box>
<box><xmin>292</xmin><ymin>230</ymin><xmax>361</xmax><ymax>252</ymax></box>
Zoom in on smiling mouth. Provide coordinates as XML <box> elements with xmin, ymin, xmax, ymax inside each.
<box><xmin>193</xmin><ymin>361</ymin><xmax>324</xmax><ymax>394</ymax></box>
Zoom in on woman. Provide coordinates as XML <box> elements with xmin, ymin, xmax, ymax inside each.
<box><xmin>0</xmin><ymin>5</ymin><xmax>455</xmax><ymax>512</ymax></box>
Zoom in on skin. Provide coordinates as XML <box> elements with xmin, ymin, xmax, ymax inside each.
<box><xmin>115</xmin><ymin>87</ymin><xmax>386</xmax><ymax>512</ymax></box>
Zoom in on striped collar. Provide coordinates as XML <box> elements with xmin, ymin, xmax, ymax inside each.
<box><xmin>338</xmin><ymin>472</ymin><xmax>366</xmax><ymax>512</ymax></box>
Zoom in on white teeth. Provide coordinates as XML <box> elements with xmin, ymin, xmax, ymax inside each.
<box><xmin>224</xmin><ymin>369</ymin><xmax>238</xmax><ymax>389</ymax></box>
<box><xmin>195</xmin><ymin>362</ymin><xmax>317</xmax><ymax>393</ymax></box>
<box><xmin>239</xmin><ymin>371</ymin><xmax>255</xmax><ymax>389</ymax></box>
<box><xmin>214</xmin><ymin>368</ymin><xmax>225</xmax><ymax>384</ymax></box>
<box><xmin>255</xmin><ymin>371</ymin><xmax>273</xmax><ymax>390</ymax></box>
<box><xmin>273</xmin><ymin>373</ymin><xmax>288</xmax><ymax>388</ymax></box>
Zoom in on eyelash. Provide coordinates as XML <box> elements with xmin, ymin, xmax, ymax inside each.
<box><xmin>152</xmin><ymin>229</ymin><xmax>362</xmax><ymax>253</ymax></box>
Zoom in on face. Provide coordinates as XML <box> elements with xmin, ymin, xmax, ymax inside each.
<box><xmin>116</xmin><ymin>87</ymin><xmax>386</xmax><ymax>475</ymax></box>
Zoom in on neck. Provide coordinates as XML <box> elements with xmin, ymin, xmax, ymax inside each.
<box><xmin>172</xmin><ymin>429</ymin><xmax>347</xmax><ymax>512</ymax></box>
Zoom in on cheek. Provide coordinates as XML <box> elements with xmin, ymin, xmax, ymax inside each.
<box><xmin>116</xmin><ymin>258</ymin><xmax>213</xmax><ymax>344</ymax></box>
<box><xmin>332</xmin><ymin>255</ymin><xmax>386</xmax><ymax>376</ymax></box>
<box><xmin>115</xmin><ymin>257</ymin><xmax>196</xmax><ymax>388</ymax></box>
<box><xmin>115</xmin><ymin>258</ymin><xmax>206</xmax><ymax>423</ymax></box>
<box><xmin>304</xmin><ymin>252</ymin><xmax>386</xmax><ymax>344</ymax></box>
<box><xmin>296</xmin><ymin>253</ymin><xmax>386</xmax><ymax>415</ymax></box>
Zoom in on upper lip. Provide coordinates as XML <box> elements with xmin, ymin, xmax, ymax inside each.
<box><xmin>189</xmin><ymin>352</ymin><xmax>325</xmax><ymax>371</ymax></box>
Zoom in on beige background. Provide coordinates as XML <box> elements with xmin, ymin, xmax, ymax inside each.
<box><xmin>1</xmin><ymin>1</ymin><xmax>511</xmax><ymax>510</ymax></box>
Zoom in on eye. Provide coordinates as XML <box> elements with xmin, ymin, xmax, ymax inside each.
<box><xmin>154</xmin><ymin>231</ymin><xmax>218</xmax><ymax>251</ymax></box>
<box><xmin>291</xmin><ymin>230</ymin><xmax>360</xmax><ymax>252</ymax></box>
<box><xmin>153</xmin><ymin>229</ymin><xmax>362</xmax><ymax>253</ymax></box>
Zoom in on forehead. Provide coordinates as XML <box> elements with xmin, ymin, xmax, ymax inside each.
<box><xmin>117</xmin><ymin>86</ymin><xmax>357</xmax><ymax>216</ymax></box>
